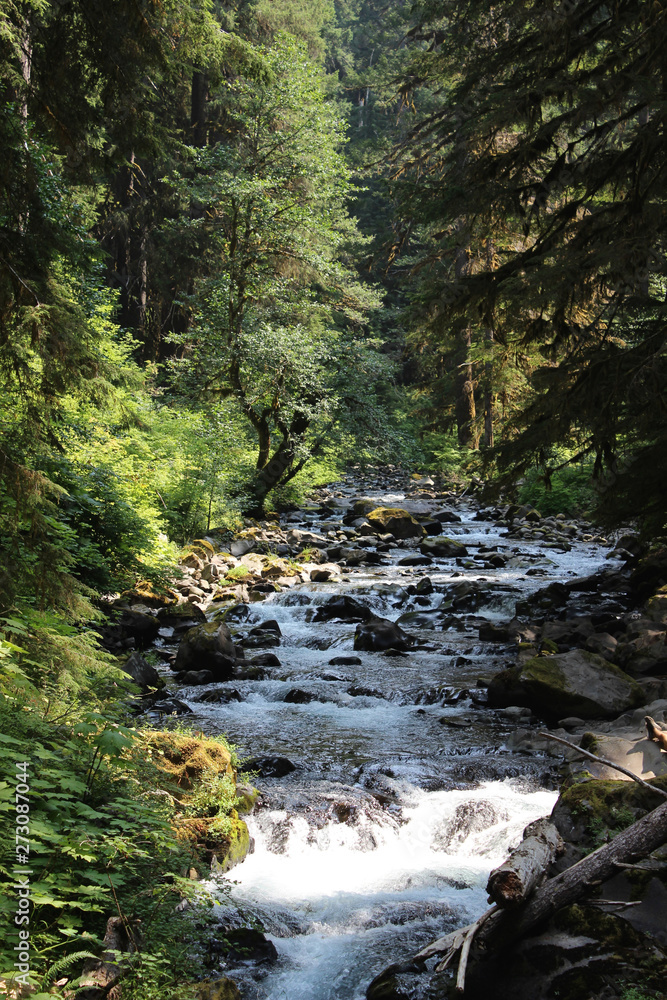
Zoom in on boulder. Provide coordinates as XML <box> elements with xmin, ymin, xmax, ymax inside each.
<box><xmin>354</xmin><ymin>617</ymin><xmax>411</xmax><ymax>652</ymax></box>
<box><xmin>174</xmin><ymin>622</ymin><xmax>237</xmax><ymax>680</ymax></box>
<box><xmin>488</xmin><ymin>649</ymin><xmax>645</xmax><ymax>721</ymax></box>
<box><xmin>365</xmin><ymin>507</ymin><xmax>425</xmax><ymax>540</ymax></box>
<box><xmin>313</xmin><ymin>595</ymin><xmax>374</xmax><ymax>623</ymax></box>
<box><xmin>117</xmin><ymin>609</ymin><xmax>160</xmax><ymax>647</ymax></box>
<box><xmin>157</xmin><ymin>601</ymin><xmax>206</xmax><ymax>631</ymax></box>
<box><xmin>180</xmin><ymin>670</ymin><xmax>215</xmax><ymax>685</ymax></box>
<box><xmin>120</xmin><ymin>651</ymin><xmax>164</xmax><ymax>690</ymax></box>
<box><xmin>420</xmin><ymin>536</ymin><xmax>468</xmax><ymax>558</ymax></box>
<box><xmin>195</xmin><ymin>978</ymin><xmax>241</xmax><ymax>1000</ymax></box>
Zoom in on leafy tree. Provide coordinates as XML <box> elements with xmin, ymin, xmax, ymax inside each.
<box><xmin>167</xmin><ymin>35</ymin><xmax>383</xmax><ymax>515</ymax></box>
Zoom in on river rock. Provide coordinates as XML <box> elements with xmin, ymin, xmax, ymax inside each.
<box><xmin>174</xmin><ymin>621</ymin><xmax>237</xmax><ymax>679</ymax></box>
<box><xmin>195</xmin><ymin>978</ymin><xmax>241</xmax><ymax>1000</ymax></box>
<box><xmin>180</xmin><ymin>670</ymin><xmax>215</xmax><ymax>685</ymax></box>
<box><xmin>420</xmin><ymin>536</ymin><xmax>468</xmax><ymax>558</ymax></box>
<box><xmin>116</xmin><ymin>608</ymin><xmax>160</xmax><ymax>647</ymax></box>
<box><xmin>313</xmin><ymin>595</ymin><xmax>374</xmax><ymax>622</ymax></box>
<box><xmin>157</xmin><ymin>601</ymin><xmax>206</xmax><ymax>631</ymax></box>
<box><xmin>120</xmin><ymin>651</ymin><xmax>164</xmax><ymax>690</ymax></box>
<box><xmin>354</xmin><ymin>617</ymin><xmax>411</xmax><ymax>652</ymax></box>
<box><xmin>365</xmin><ymin>507</ymin><xmax>425</xmax><ymax>539</ymax></box>
<box><xmin>245</xmin><ymin>756</ymin><xmax>296</xmax><ymax>777</ymax></box>
<box><xmin>488</xmin><ymin>649</ymin><xmax>645</xmax><ymax>721</ymax></box>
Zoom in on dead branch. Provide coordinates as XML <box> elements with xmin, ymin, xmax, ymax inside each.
<box><xmin>538</xmin><ymin>731</ymin><xmax>667</xmax><ymax>799</ymax></box>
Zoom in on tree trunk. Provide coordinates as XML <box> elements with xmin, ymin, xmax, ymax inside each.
<box><xmin>454</xmin><ymin>246</ymin><xmax>478</xmax><ymax>449</ymax></box>
<box><xmin>256</xmin><ymin>419</ymin><xmax>271</xmax><ymax>471</ymax></box>
<box><xmin>191</xmin><ymin>70</ymin><xmax>207</xmax><ymax>147</ymax></box>
<box><xmin>246</xmin><ymin>441</ymin><xmax>295</xmax><ymax>518</ymax></box>
<box><xmin>416</xmin><ymin>798</ymin><xmax>667</xmax><ymax>964</ymax></box>
<box><xmin>486</xmin><ymin>819</ymin><xmax>563</xmax><ymax>908</ymax></box>
<box><xmin>483</xmin><ymin>326</ymin><xmax>494</xmax><ymax>449</ymax></box>
<box><xmin>455</xmin><ymin>326</ymin><xmax>477</xmax><ymax>448</ymax></box>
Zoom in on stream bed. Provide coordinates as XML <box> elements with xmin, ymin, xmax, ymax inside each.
<box><xmin>170</xmin><ymin>475</ymin><xmax>617</xmax><ymax>999</ymax></box>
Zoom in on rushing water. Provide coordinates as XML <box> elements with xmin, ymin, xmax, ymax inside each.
<box><xmin>174</xmin><ymin>479</ymin><xmax>615</xmax><ymax>998</ymax></box>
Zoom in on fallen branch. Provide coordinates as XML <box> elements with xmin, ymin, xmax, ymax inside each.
<box><xmin>407</xmin><ymin>799</ymin><xmax>667</xmax><ymax>979</ymax></box>
<box><xmin>486</xmin><ymin>818</ymin><xmax>563</xmax><ymax>908</ymax></box>
<box><xmin>538</xmin><ymin>732</ymin><xmax>667</xmax><ymax>799</ymax></box>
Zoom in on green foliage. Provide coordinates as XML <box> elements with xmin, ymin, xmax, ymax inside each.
<box><xmin>518</xmin><ymin>461</ymin><xmax>598</xmax><ymax>519</ymax></box>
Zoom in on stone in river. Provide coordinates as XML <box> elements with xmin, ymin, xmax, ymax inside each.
<box><xmin>354</xmin><ymin>617</ymin><xmax>411</xmax><ymax>652</ymax></box>
<box><xmin>488</xmin><ymin>649</ymin><xmax>645</xmax><ymax>721</ymax></box>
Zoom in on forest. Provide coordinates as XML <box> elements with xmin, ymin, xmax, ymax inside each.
<box><xmin>1</xmin><ymin>1</ymin><xmax>666</xmax><ymax>998</ymax></box>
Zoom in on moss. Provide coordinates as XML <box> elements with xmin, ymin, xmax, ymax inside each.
<box><xmin>558</xmin><ymin>774</ymin><xmax>667</xmax><ymax>846</ymax></box>
<box><xmin>195</xmin><ymin>979</ymin><xmax>242</xmax><ymax>1000</ymax></box>
<box><xmin>192</xmin><ymin>538</ymin><xmax>218</xmax><ymax>555</ymax></box>
<box><xmin>143</xmin><ymin>731</ymin><xmax>234</xmax><ymax>790</ymax></box>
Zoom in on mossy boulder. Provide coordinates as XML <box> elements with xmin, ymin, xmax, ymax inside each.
<box><xmin>552</xmin><ymin>774</ymin><xmax>667</xmax><ymax>851</ymax></box>
<box><xmin>144</xmin><ymin>731</ymin><xmax>234</xmax><ymax>790</ymax></box>
<box><xmin>420</xmin><ymin>536</ymin><xmax>468</xmax><ymax>558</ymax></box>
<box><xmin>120</xmin><ymin>579</ymin><xmax>178</xmax><ymax>608</ymax></box>
<box><xmin>174</xmin><ymin>621</ymin><xmax>237</xmax><ymax>678</ymax></box>
<box><xmin>366</xmin><ymin>507</ymin><xmax>425</xmax><ymax>539</ymax></box>
<box><xmin>196</xmin><ymin>978</ymin><xmax>241</xmax><ymax>1000</ymax></box>
<box><xmin>488</xmin><ymin>649</ymin><xmax>645</xmax><ymax>721</ymax></box>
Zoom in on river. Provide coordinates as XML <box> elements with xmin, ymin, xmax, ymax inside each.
<box><xmin>175</xmin><ymin>474</ymin><xmax>613</xmax><ymax>999</ymax></box>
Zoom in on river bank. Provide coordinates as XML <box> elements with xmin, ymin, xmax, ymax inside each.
<box><xmin>103</xmin><ymin>468</ymin><xmax>667</xmax><ymax>1000</ymax></box>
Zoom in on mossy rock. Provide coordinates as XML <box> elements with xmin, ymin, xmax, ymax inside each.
<box><xmin>143</xmin><ymin>731</ymin><xmax>234</xmax><ymax>790</ymax></box>
<box><xmin>192</xmin><ymin>538</ymin><xmax>218</xmax><ymax>555</ymax></box>
<box><xmin>195</xmin><ymin>977</ymin><xmax>241</xmax><ymax>1000</ymax></box>
<box><xmin>178</xmin><ymin>815</ymin><xmax>250</xmax><ymax>871</ymax></box>
<box><xmin>235</xmin><ymin>782</ymin><xmax>259</xmax><ymax>814</ymax></box>
<box><xmin>553</xmin><ymin>774</ymin><xmax>667</xmax><ymax>849</ymax></box>
<box><xmin>120</xmin><ymin>580</ymin><xmax>178</xmax><ymax>608</ymax></box>
<box><xmin>366</xmin><ymin>507</ymin><xmax>425</xmax><ymax>539</ymax></box>
<box><xmin>488</xmin><ymin>648</ymin><xmax>645</xmax><ymax>721</ymax></box>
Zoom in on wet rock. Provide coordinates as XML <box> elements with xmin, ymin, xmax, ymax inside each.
<box><xmin>421</xmin><ymin>519</ymin><xmax>443</xmax><ymax>536</ymax></box>
<box><xmin>420</xmin><ymin>536</ymin><xmax>468</xmax><ymax>558</ymax></box>
<box><xmin>488</xmin><ymin>649</ymin><xmax>645</xmax><ymax>721</ymax></box>
<box><xmin>329</xmin><ymin>655</ymin><xmax>362</xmax><ymax>666</ymax></box>
<box><xmin>314</xmin><ymin>595</ymin><xmax>374</xmax><ymax>622</ymax></box>
<box><xmin>478</xmin><ymin>621</ymin><xmax>513</xmax><ymax>643</ymax></box>
<box><xmin>240</xmin><ymin>631</ymin><xmax>281</xmax><ymax>649</ymax></box>
<box><xmin>354</xmin><ymin>617</ymin><xmax>411</xmax><ymax>652</ymax></box>
<box><xmin>194</xmin><ymin>688</ymin><xmax>243</xmax><ymax>704</ymax></box>
<box><xmin>250</xmin><ymin>652</ymin><xmax>281</xmax><ymax>667</ymax></box>
<box><xmin>174</xmin><ymin>622</ymin><xmax>237</xmax><ymax>679</ymax></box>
<box><xmin>245</xmin><ymin>756</ymin><xmax>296</xmax><ymax>777</ymax></box>
<box><xmin>366</xmin><ymin>507</ymin><xmax>425</xmax><ymax>539</ymax></box>
<box><xmin>516</xmin><ymin>581</ymin><xmax>569</xmax><ymax>615</ymax></box>
<box><xmin>433</xmin><ymin>509</ymin><xmax>462</xmax><ymax>522</ymax></box>
<box><xmin>218</xmin><ymin>927</ymin><xmax>278</xmax><ymax>965</ymax></box>
<box><xmin>150</xmin><ymin>697</ymin><xmax>192</xmax><ymax>715</ymax></box>
<box><xmin>283</xmin><ymin>688</ymin><xmax>316</xmax><ymax>704</ymax></box>
<box><xmin>398</xmin><ymin>555</ymin><xmax>432</xmax><ymax>566</ymax></box>
<box><xmin>120</xmin><ymin>651</ymin><xmax>164</xmax><ymax>690</ymax></box>
<box><xmin>180</xmin><ymin>670</ymin><xmax>215</xmax><ymax>685</ymax></box>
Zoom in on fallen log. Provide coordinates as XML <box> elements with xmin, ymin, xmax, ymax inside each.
<box><xmin>415</xmin><ymin>798</ymin><xmax>667</xmax><ymax>974</ymax></box>
<box><xmin>486</xmin><ymin>818</ymin><xmax>563</xmax><ymax>908</ymax></box>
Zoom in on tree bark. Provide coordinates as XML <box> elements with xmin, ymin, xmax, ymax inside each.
<box><xmin>486</xmin><ymin>819</ymin><xmax>563</xmax><ymax>908</ymax></box>
<box><xmin>454</xmin><ymin>246</ymin><xmax>478</xmax><ymax>449</ymax></box>
<box><xmin>191</xmin><ymin>70</ymin><xmax>208</xmax><ymax>147</ymax></box>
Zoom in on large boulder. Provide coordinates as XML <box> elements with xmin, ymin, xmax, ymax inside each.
<box><xmin>174</xmin><ymin>621</ymin><xmax>237</xmax><ymax>679</ymax></box>
<box><xmin>365</xmin><ymin>507</ymin><xmax>425</xmax><ymax>540</ymax></box>
<box><xmin>419</xmin><ymin>536</ymin><xmax>468</xmax><ymax>558</ymax></box>
<box><xmin>488</xmin><ymin>649</ymin><xmax>645</xmax><ymax>721</ymax></box>
<box><xmin>354</xmin><ymin>617</ymin><xmax>411</xmax><ymax>652</ymax></box>
<box><xmin>117</xmin><ymin>608</ymin><xmax>160</xmax><ymax>647</ymax></box>
<box><xmin>313</xmin><ymin>595</ymin><xmax>374</xmax><ymax>623</ymax></box>
<box><xmin>120</xmin><ymin>651</ymin><xmax>164</xmax><ymax>690</ymax></box>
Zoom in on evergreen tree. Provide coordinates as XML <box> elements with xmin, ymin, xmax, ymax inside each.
<box><xmin>393</xmin><ymin>0</ymin><xmax>667</xmax><ymax>527</ymax></box>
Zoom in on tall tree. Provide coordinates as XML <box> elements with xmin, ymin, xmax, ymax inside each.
<box><xmin>392</xmin><ymin>0</ymin><xmax>667</xmax><ymax>526</ymax></box>
<box><xmin>167</xmin><ymin>35</ymin><xmax>382</xmax><ymax>515</ymax></box>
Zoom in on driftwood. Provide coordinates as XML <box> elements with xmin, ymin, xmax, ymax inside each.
<box><xmin>486</xmin><ymin>818</ymin><xmax>563</xmax><ymax>908</ymax></box>
<box><xmin>413</xmin><ymin>798</ymin><xmax>667</xmax><ymax>982</ymax></box>
<box><xmin>645</xmin><ymin>715</ymin><xmax>667</xmax><ymax>751</ymax></box>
